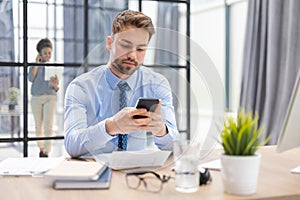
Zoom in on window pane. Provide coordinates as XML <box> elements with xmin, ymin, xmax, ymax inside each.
<box><xmin>28</xmin><ymin>3</ymin><xmax>47</xmax><ymax>30</ymax></box>
<box><xmin>0</xmin><ymin>142</ymin><xmax>23</xmax><ymax>159</ymax></box>
<box><xmin>28</xmin><ymin>140</ymin><xmax>68</xmax><ymax>157</ymax></box>
<box><xmin>0</xmin><ymin>67</ymin><xmax>23</xmax><ymax>139</ymax></box>
<box><xmin>0</xmin><ymin>0</ymin><xmax>15</xmax><ymax>62</ymax></box>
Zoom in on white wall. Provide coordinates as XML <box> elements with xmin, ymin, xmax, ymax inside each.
<box><xmin>229</xmin><ymin>0</ymin><xmax>248</xmax><ymax>111</ymax></box>
<box><xmin>189</xmin><ymin>0</ymin><xmax>248</xmax><ymax>141</ymax></box>
<box><xmin>190</xmin><ymin>0</ymin><xmax>248</xmax><ymax>112</ymax></box>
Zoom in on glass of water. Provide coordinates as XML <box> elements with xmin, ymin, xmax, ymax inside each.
<box><xmin>173</xmin><ymin>140</ymin><xmax>200</xmax><ymax>193</ymax></box>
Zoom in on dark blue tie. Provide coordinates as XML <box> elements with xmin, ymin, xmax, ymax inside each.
<box><xmin>117</xmin><ymin>81</ymin><xmax>129</xmax><ymax>151</ymax></box>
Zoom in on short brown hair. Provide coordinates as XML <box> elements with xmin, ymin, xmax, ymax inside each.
<box><xmin>112</xmin><ymin>10</ymin><xmax>155</xmax><ymax>40</ymax></box>
<box><xmin>36</xmin><ymin>38</ymin><xmax>52</xmax><ymax>53</ymax></box>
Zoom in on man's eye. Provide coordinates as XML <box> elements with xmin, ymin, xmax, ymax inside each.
<box><xmin>120</xmin><ymin>44</ymin><xmax>132</xmax><ymax>49</ymax></box>
<box><xmin>137</xmin><ymin>48</ymin><xmax>146</xmax><ymax>52</ymax></box>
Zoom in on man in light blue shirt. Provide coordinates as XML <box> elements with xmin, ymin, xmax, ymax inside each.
<box><xmin>64</xmin><ymin>10</ymin><xmax>179</xmax><ymax>157</ymax></box>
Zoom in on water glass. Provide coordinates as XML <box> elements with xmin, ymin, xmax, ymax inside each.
<box><xmin>173</xmin><ymin>140</ymin><xmax>200</xmax><ymax>193</ymax></box>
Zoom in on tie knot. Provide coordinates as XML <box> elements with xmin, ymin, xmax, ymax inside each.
<box><xmin>118</xmin><ymin>81</ymin><xmax>130</xmax><ymax>92</ymax></box>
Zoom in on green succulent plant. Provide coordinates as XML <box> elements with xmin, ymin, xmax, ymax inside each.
<box><xmin>221</xmin><ymin>109</ymin><xmax>270</xmax><ymax>156</ymax></box>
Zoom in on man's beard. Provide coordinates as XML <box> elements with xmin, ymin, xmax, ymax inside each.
<box><xmin>112</xmin><ymin>58</ymin><xmax>139</xmax><ymax>75</ymax></box>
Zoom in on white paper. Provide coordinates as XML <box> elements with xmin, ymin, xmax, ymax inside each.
<box><xmin>0</xmin><ymin>157</ymin><xmax>64</xmax><ymax>176</ymax></box>
<box><xmin>94</xmin><ymin>150</ymin><xmax>172</xmax><ymax>170</ymax></box>
<box><xmin>45</xmin><ymin>66</ymin><xmax>59</xmax><ymax>80</ymax></box>
<box><xmin>290</xmin><ymin>165</ymin><xmax>300</xmax><ymax>174</ymax></box>
<box><xmin>201</xmin><ymin>159</ymin><xmax>221</xmax><ymax>171</ymax></box>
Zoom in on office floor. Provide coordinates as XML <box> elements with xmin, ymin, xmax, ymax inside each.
<box><xmin>0</xmin><ymin>106</ymin><xmax>67</xmax><ymax>161</ymax></box>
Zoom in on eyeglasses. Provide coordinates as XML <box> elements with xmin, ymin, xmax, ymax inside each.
<box><xmin>125</xmin><ymin>171</ymin><xmax>172</xmax><ymax>193</ymax></box>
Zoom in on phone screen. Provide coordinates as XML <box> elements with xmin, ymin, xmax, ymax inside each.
<box><xmin>133</xmin><ymin>98</ymin><xmax>159</xmax><ymax>119</ymax></box>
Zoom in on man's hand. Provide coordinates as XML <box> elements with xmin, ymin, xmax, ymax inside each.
<box><xmin>137</xmin><ymin>100</ymin><xmax>167</xmax><ymax>137</ymax></box>
<box><xmin>106</xmin><ymin>107</ymin><xmax>150</xmax><ymax>136</ymax></box>
<box><xmin>105</xmin><ymin>100</ymin><xmax>167</xmax><ymax>137</ymax></box>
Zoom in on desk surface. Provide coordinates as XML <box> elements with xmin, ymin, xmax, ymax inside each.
<box><xmin>1</xmin><ymin>146</ymin><xmax>300</xmax><ymax>200</ymax></box>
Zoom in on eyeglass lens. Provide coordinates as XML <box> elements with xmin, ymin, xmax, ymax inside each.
<box><xmin>126</xmin><ymin>172</ymin><xmax>163</xmax><ymax>192</ymax></box>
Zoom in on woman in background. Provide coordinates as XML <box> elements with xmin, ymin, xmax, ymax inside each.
<box><xmin>28</xmin><ymin>38</ymin><xmax>59</xmax><ymax>157</ymax></box>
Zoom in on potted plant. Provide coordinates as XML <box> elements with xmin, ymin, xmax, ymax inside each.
<box><xmin>220</xmin><ymin>109</ymin><xmax>270</xmax><ymax>195</ymax></box>
<box><xmin>8</xmin><ymin>87</ymin><xmax>20</xmax><ymax>110</ymax></box>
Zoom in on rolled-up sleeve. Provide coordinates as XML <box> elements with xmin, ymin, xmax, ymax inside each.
<box><xmin>28</xmin><ymin>67</ymin><xmax>35</xmax><ymax>82</ymax></box>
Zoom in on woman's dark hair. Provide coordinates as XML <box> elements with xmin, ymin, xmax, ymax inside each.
<box><xmin>36</xmin><ymin>38</ymin><xmax>52</xmax><ymax>54</ymax></box>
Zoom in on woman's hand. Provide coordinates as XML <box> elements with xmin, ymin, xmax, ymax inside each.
<box><xmin>35</xmin><ymin>54</ymin><xmax>42</xmax><ymax>63</ymax></box>
<box><xmin>50</xmin><ymin>75</ymin><xmax>59</xmax><ymax>92</ymax></box>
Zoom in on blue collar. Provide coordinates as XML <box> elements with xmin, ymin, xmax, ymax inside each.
<box><xmin>105</xmin><ymin>65</ymin><xmax>138</xmax><ymax>90</ymax></box>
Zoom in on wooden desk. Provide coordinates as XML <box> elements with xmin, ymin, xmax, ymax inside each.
<box><xmin>1</xmin><ymin>146</ymin><xmax>300</xmax><ymax>200</ymax></box>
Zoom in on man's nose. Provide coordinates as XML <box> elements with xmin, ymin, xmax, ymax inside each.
<box><xmin>126</xmin><ymin>50</ymin><xmax>137</xmax><ymax>60</ymax></box>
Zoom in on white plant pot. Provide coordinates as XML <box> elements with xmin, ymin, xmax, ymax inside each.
<box><xmin>220</xmin><ymin>153</ymin><xmax>261</xmax><ymax>195</ymax></box>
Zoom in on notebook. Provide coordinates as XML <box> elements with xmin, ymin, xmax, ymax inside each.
<box><xmin>44</xmin><ymin>160</ymin><xmax>107</xmax><ymax>181</ymax></box>
<box><xmin>53</xmin><ymin>167</ymin><xmax>112</xmax><ymax>189</ymax></box>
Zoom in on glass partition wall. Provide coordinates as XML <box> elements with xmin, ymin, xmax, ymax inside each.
<box><xmin>0</xmin><ymin>0</ymin><xmax>128</xmax><ymax>158</ymax></box>
<box><xmin>0</xmin><ymin>0</ymin><xmax>191</xmax><ymax>158</ymax></box>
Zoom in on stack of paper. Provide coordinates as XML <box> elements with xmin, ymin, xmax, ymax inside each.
<box><xmin>44</xmin><ymin>160</ymin><xmax>111</xmax><ymax>189</ymax></box>
<box><xmin>0</xmin><ymin>157</ymin><xmax>64</xmax><ymax>176</ymax></box>
<box><xmin>94</xmin><ymin>149</ymin><xmax>172</xmax><ymax>170</ymax></box>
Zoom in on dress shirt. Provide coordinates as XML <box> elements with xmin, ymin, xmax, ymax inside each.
<box><xmin>28</xmin><ymin>65</ymin><xmax>57</xmax><ymax>95</ymax></box>
<box><xmin>64</xmin><ymin>65</ymin><xmax>179</xmax><ymax>157</ymax></box>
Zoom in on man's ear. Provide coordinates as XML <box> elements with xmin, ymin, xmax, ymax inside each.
<box><xmin>106</xmin><ymin>36</ymin><xmax>112</xmax><ymax>50</ymax></box>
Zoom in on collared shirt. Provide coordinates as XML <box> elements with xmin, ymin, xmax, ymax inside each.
<box><xmin>64</xmin><ymin>65</ymin><xmax>179</xmax><ymax>157</ymax></box>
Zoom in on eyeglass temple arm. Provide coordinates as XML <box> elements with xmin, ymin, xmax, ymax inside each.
<box><xmin>161</xmin><ymin>174</ymin><xmax>172</xmax><ymax>182</ymax></box>
<box><xmin>126</xmin><ymin>171</ymin><xmax>171</xmax><ymax>183</ymax></box>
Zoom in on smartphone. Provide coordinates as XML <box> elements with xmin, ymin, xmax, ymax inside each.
<box><xmin>133</xmin><ymin>98</ymin><xmax>159</xmax><ymax>119</ymax></box>
<box><xmin>38</xmin><ymin>54</ymin><xmax>42</xmax><ymax>62</ymax></box>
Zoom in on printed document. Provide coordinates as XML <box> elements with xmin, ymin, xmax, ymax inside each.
<box><xmin>94</xmin><ymin>149</ymin><xmax>172</xmax><ymax>170</ymax></box>
<box><xmin>44</xmin><ymin>66</ymin><xmax>61</xmax><ymax>80</ymax></box>
<box><xmin>0</xmin><ymin>157</ymin><xmax>64</xmax><ymax>176</ymax></box>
